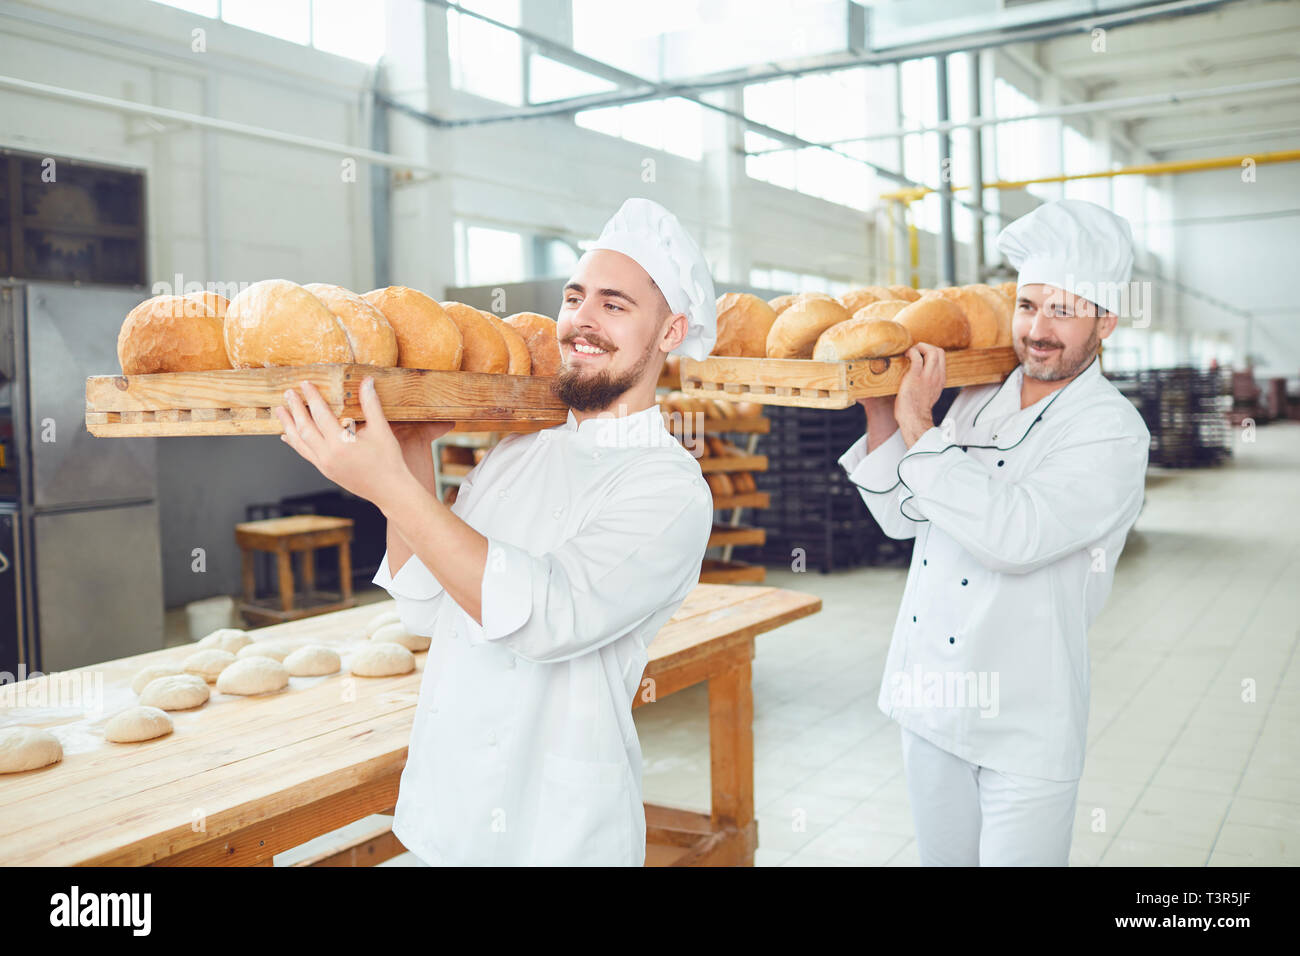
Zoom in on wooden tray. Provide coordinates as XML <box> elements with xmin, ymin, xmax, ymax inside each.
<box><xmin>85</xmin><ymin>364</ymin><xmax>568</xmax><ymax>437</ymax></box>
<box><xmin>680</xmin><ymin>346</ymin><xmax>1019</xmax><ymax>409</ymax></box>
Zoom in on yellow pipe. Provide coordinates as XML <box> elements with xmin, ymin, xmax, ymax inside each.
<box><xmin>879</xmin><ymin>148</ymin><xmax>1300</xmax><ymax>201</ymax></box>
<box><xmin>908</xmin><ymin>217</ymin><xmax>920</xmax><ymax>288</ymax></box>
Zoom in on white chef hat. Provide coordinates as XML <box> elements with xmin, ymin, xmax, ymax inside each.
<box><xmin>996</xmin><ymin>199</ymin><xmax>1135</xmax><ymax>316</ymax></box>
<box><xmin>583</xmin><ymin>197</ymin><xmax>716</xmax><ymax>360</ymax></box>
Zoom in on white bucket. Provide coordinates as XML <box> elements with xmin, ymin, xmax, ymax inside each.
<box><xmin>186</xmin><ymin>595</ymin><xmax>238</xmax><ymax>641</ymax></box>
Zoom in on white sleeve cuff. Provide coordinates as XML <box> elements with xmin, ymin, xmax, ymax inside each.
<box><xmin>474</xmin><ymin>538</ymin><xmax>535</xmax><ymax>643</ymax></box>
<box><xmin>372</xmin><ymin>550</ymin><xmax>447</xmax><ymax>601</ymax></box>
<box><xmin>844</xmin><ymin>427</ymin><xmax>909</xmax><ymax>494</ymax></box>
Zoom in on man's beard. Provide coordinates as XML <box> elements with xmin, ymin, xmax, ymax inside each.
<box><xmin>551</xmin><ymin>338</ymin><xmax>657</xmax><ymax>411</ymax></box>
<box><xmin>1016</xmin><ymin>320</ymin><xmax>1101</xmax><ymax>382</ymax></box>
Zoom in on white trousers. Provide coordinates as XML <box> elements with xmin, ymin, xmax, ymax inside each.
<box><xmin>900</xmin><ymin>726</ymin><xmax>1080</xmax><ymax>866</ymax></box>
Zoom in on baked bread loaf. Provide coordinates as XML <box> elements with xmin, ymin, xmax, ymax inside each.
<box><xmin>997</xmin><ymin>281</ymin><xmax>1018</xmax><ymax>301</ymax></box>
<box><xmin>731</xmin><ymin>472</ymin><xmax>756</xmax><ymax>493</ymax></box>
<box><xmin>839</xmin><ymin>288</ymin><xmax>883</xmax><ymax>314</ymax></box>
<box><xmin>362</xmin><ymin>286</ymin><xmax>463</xmax><ymax>370</ymax></box>
<box><xmin>704</xmin><ymin>473</ymin><xmax>734</xmax><ymax>497</ymax></box>
<box><xmin>302</xmin><ymin>283</ymin><xmax>399</xmax><ymax>366</ymax></box>
<box><xmin>479</xmin><ymin>310</ymin><xmax>532</xmax><ymax>375</ymax></box>
<box><xmin>962</xmin><ymin>284</ymin><xmax>1014</xmax><ymax>347</ymax></box>
<box><xmin>439</xmin><ymin>302</ymin><xmax>509</xmax><ymax>373</ymax></box>
<box><xmin>185</xmin><ymin>290</ymin><xmax>229</xmax><ymax>320</ymax></box>
<box><xmin>851</xmin><ymin>299</ymin><xmax>909</xmax><ymax>323</ymax></box>
<box><xmin>767</xmin><ymin>294</ymin><xmax>799</xmax><ymax>315</ymax></box>
<box><xmin>887</xmin><ymin>285</ymin><xmax>922</xmax><ymax>302</ymax></box>
<box><xmin>224</xmin><ymin>280</ymin><xmax>352</xmax><ymax>368</ymax></box>
<box><xmin>894</xmin><ymin>295</ymin><xmax>971</xmax><ymax>349</ymax></box>
<box><xmin>504</xmin><ymin>312</ymin><xmax>561</xmax><ymax>376</ymax></box>
<box><xmin>813</xmin><ymin>317</ymin><xmax>913</xmax><ymax>361</ymax></box>
<box><xmin>765</xmin><ymin>297</ymin><xmax>851</xmax><ymax>358</ymax></box>
<box><xmin>714</xmin><ymin>293</ymin><xmax>778</xmax><ymax>357</ymax></box>
<box><xmin>118</xmin><ymin>294</ymin><xmax>231</xmax><ymax>374</ymax></box>
<box><xmin>932</xmin><ymin>287</ymin><xmax>999</xmax><ymax>349</ymax></box>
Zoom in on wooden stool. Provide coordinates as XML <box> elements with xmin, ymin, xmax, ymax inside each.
<box><xmin>235</xmin><ymin>515</ymin><xmax>356</xmax><ymax>625</ymax></box>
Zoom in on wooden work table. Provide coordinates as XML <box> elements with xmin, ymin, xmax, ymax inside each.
<box><xmin>0</xmin><ymin>583</ymin><xmax>821</xmax><ymax>867</ymax></box>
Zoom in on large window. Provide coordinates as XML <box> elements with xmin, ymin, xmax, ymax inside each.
<box><xmin>1063</xmin><ymin>123</ymin><xmax>1110</xmax><ymax>207</ymax></box>
<box><xmin>454</xmin><ymin>222</ymin><xmax>526</xmax><ymax>287</ymax></box>
<box><xmin>750</xmin><ymin>268</ymin><xmax>852</xmax><ymax>297</ymax></box>
<box><xmin>150</xmin><ymin>0</ymin><xmax>385</xmax><ymax>62</ymax></box>
<box><xmin>447</xmin><ymin>0</ymin><xmax>522</xmax><ymax>105</ymax></box>
<box><xmin>742</xmin><ymin>68</ymin><xmax>884</xmax><ymax>211</ymax></box>
<box><xmin>994</xmin><ymin>78</ymin><xmax>1060</xmax><ymax>201</ymax></box>
<box><xmin>575</xmin><ymin>97</ymin><xmax>704</xmax><ymax>161</ymax></box>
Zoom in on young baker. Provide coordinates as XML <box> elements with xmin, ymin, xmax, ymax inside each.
<box><xmin>273</xmin><ymin>197</ymin><xmax>716</xmax><ymax>865</ymax></box>
<box><xmin>840</xmin><ymin>199</ymin><xmax>1152</xmax><ymax>865</ymax></box>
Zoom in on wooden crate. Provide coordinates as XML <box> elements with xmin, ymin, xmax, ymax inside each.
<box><xmin>680</xmin><ymin>346</ymin><xmax>1019</xmax><ymax>409</ymax></box>
<box><xmin>85</xmin><ymin>364</ymin><xmax>568</xmax><ymax>437</ymax></box>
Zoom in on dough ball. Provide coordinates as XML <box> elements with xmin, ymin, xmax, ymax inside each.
<box><xmin>0</xmin><ymin>727</ymin><xmax>62</xmax><ymax>773</ymax></box>
<box><xmin>366</xmin><ymin>609</ymin><xmax>401</xmax><ymax>635</ymax></box>
<box><xmin>283</xmin><ymin>644</ymin><xmax>341</xmax><ymax>677</ymax></box>
<box><xmin>131</xmin><ymin>663</ymin><xmax>183</xmax><ymax>695</ymax></box>
<box><xmin>105</xmin><ymin>706</ymin><xmax>174</xmax><ymax>743</ymax></box>
<box><xmin>139</xmin><ymin>674</ymin><xmax>210</xmax><ymax>711</ymax></box>
<box><xmin>197</xmin><ymin>627</ymin><xmax>252</xmax><ymax>655</ymax></box>
<box><xmin>350</xmin><ymin>642</ymin><xmax>415</xmax><ymax>677</ymax></box>
<box><xmin>370</xmin><ymin>622</ymin><xmax>431</xmax><ymax>653</ymax></box>
<box><xmin>216</xmin><ymin>657</ymin><xmax>290</xmax><ymax>696</ymax></box>
<box><xmin>237</xmin><ymin>642</ymin><xmax>290</xmax><ymax>662</ymax></box>
<box><xmin>183</xmin><ymin>648</ymin><xmax>236</xmax><ymax>683</ymax></box>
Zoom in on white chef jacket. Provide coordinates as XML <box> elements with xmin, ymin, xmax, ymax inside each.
<box><xmin>839</xmin><ymin>356</ymin><xmax>1149</xmax><ymax>780</ymax></box>
<box><xmin>372</xmin><ymin>403</ymin><xmax>714</xmax><ymax>866</ymax></box>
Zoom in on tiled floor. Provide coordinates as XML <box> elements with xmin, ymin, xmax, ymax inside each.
<box><xmin>178</xmin><ymin>421</ymin><xmax>1300</xmax><ymax>866</ymax></box>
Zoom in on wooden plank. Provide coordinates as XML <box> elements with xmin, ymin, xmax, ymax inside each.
<box><xmin>156</xmin><ymin>771</ymin><xmax>402</xmax><ymax>867</ymax></box>
<box><xmin>698</xmin><ymin>454</ymin><xmax>767</xmax><ymax>474</ymax></box>
<box><xmin>707</xmin><ymin>525</ymin><xmax>765</xmax><ymax>548</ymax></box>
<box><xmin>707</xmin><ymin>492</ymin><xmax>769</xmax><ymax>511</ymax></box>
<box><xmin>708</xmin><ymin>657</ymin><xmax>755</xmax><ymax>831</ymax></box>
<box><xmin>681</xmin><ymin>347</ymin><xmax>1019</xmax><ymax>408</ymax></box>
<box><xmin>85</xmin><ymin>364</ymin><xmax>567</xmax><ymax>437</ymax></box>
<box><xmin>698</xmin><ymin>560</ymin><xmax>766</xmax><ymax>585</ymax></box>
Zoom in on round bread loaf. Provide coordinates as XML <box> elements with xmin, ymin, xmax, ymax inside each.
<box><xmin>362</xmin><ymin>287</ymin><xmax>463</xmax><ymax>371</ymax></box>
<box><xmin>479</xmin><ymin>310</ymin><xmax>532</xmax><ymax>374</ymax></box>
<box><xmin>0</xmin><ymin>727</ymin><xmax>62</xmax><ymax>773</ymax></box>
<box><xmin>440</xmin><ymin>302</ymin><xmax>509</xmax><ymax>373</ymax></box>
<box><xmin>118</xmin><ymin>294</ymin><xmax>231</xmax><ymax>374</ymax></box>
<box><xmin>184</xmin><ymin>290</ymin><xmax>230</xmax><ymax>319</ymax></box>
<box><xmin>851</xmin><ymin>300</ymin><xmax>910</xmax><ymax>323</ymax></box>
<box><xmin>713</xmin><ymin>293</ymin><xmax>777</xmax><ymax>358</ymax></box>
<box><xmin>504</xmin><ymin>312</ymin><xmax>561</xmax><ymax>376</ymax></box>
<box><xmin>767</xmin><ymin>294</ymin><xmax>799</xmax><ymax>315</ymax></box>
<box><xmin>997</xmin><ymin>281</ymin><xmax>1018</xmax><ymax>301</ymax></box>
<box><xmin>894</xmin><ymin>296</ymin><xmax>971</xmax><ymax>349</ymax></box>
<box><xmin>225</xmin><ymin>279</ymin><xmax>353</xmax><ymax>367</ymax></box>
<box><xmin>887</xmin><ymin>285</ymin><xmax>922</xmax><ymax>302</ymax></box>
<box><xmin>962</xmin><ymin>284</ymin><xmax>1014</xmax><ymax>347</ymax></box>
<box><xmin>813</xmin><ymin>317</ymin><xmax>913</xmax><ymax>361</ymax></box>
<box><xmin>105</xmin><ymin>706</ymin><xmax>173</xmax><ymax>743</ymax></box>
<box><xmin>303</xmin><ymin>283</ymin><xmax>399</xmax><ymax>366</ymax></box>
<box><xmin>932</xmin><ymin>287</ymin><xmax>999</xmax><ymax>349</ymax></box>
<box><xmin>840</xmin><ymin>288</ymin><xmax>885</xmax><ymax>314</ymax></box>
<box><xmin>765</xmin><ymin>297</ymin><xmax>852</xmax><ymax>358</ymax></box>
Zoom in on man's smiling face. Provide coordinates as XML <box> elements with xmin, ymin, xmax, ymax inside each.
<box><xmin>553</xmin><ymin>249</ymin><xmax>673</xmax><ymax>411</ymax></box>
